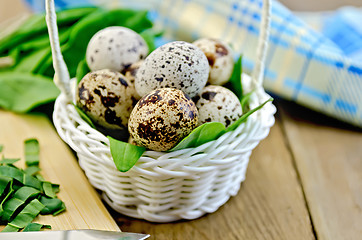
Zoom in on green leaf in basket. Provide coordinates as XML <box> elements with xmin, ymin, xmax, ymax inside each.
<box><xmin>76</xmin><ymin>58</ymin><xmax>90</xmax><ymax>83</ymax></box>
<box><xmin>227</xmin><ymin>55</ymin><xmax>243</xmax><ymax>100</ymax></box>
<box><xmin>0</xmin><ymin>72</ymin><xmax>60</xmax><ymax>113</ymax></box>
<box><xmin>108</xmin><ymin>136</ymin><xmax>145</xmax><ymax>172</ymax></box>
<box><xmin>226</xmin><ymin>98</ymin><xmax>273</xmax><ymax>132</ymax></box>
<box><xmin>73</xmin><ymin>104</ymin><xmax>96</xmax><ymax>128</ymax></box>
<box><xmin>240</xmin><ymin>90</ymin><xmax>255</xmax><ymax>113</ymax></box>
<box><xmin>170</xmin><ymin>122</ymin><xmax>225</xmax><ymax>151</ymax></box>
<box><xmin>171</xmin><ymin>98</ymin><xmax>273</xmax><ymax>151</ymax></box>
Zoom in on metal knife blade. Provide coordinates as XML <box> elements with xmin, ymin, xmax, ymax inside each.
<box><xmin>0</xmin><ymin>229</ymin><xmax>150</xmax><ymax>240</ymax></box>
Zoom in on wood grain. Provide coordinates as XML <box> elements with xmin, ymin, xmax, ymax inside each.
<box><xmin>112</xmin><ymin>116</ymin><xmax>315</xmax><ymax>240</ymax></box>
<box><xmin>279</xmin><ymin>0</ymin><xmax>362</xmax><ymax>11</ymax></box>
<box><xmin>0</xmin><ymin>110</ymin><xmax>120</xmax><ymax>231</ymax></box>
<box><xmin>279</xmin><ymin>101</ymin><xmax>362</xmax><ymax>240</ymax></box>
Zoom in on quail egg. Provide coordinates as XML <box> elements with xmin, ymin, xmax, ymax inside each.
<box><xmin>194</xmin><ymin>85</ymin><xmax>242</xmax><ymax>128</ymax></box>
<box><xmin>123</xmin><ymin>60</ymin><xmax>144</xmax><ymax>100</ymax></box>
<box><xmin>128</xmin><ymin>88</ymin><xmax>198</xmax><ymax>151</ymax></box>
<box><xmin>76</xmin><ymin>69</ymin><xmax>138</xmax><ymax>132</ymax></box>
<box><xmin>86</xmin><ymin>26</ymin><xmax>148</xmax><ymax>72</ymax></box>
<box><xmin>135</xmin><ymin>41</ymin><xmax>209</xmax><ymax>98</ymax></box>
<box><xmin>193</xmin><ymin>38</ymin><xmax>234</xmax><ymax>85</ymax></box>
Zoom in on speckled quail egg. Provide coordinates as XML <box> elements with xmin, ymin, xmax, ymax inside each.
<box><xmin>86</xmin><ymin>26</ymin><xmax>148</xmax><ymax>72</ymax></box>
<box><xmin>193</xmin><ymin>38</ymin><xmax>234</xmax><ymax>85</ymax></box>
<box><xmin>135</xmin><ymin>41</ymin><xmax>209</xmax><ymax>98</ymax></box>
<box><xmin>194</xmin><ymin>85</ymin><xmax>242</xmax><ymax>128</ymax></box>
<box><xmin>128</xmin><ymin>88</ymin><xmax>198</xmax><ymax>151</ymax></box>
<box><xmin>76</xmin><ymin>69</ymin><xmax>138</xmax><ymax>132</ymax></box>
<box><xmin>123</xmin><ymin>60</ymin><xmax>144</xmax><ymax>100</ymax></box>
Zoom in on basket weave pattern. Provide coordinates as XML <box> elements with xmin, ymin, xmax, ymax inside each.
<box><xmin>53</xmin><ymin>77</ymin><xmax>276</xmax><ymax>222</ymax></box>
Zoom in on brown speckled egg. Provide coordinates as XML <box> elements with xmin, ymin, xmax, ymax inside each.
<box><xmin>128</xmin><ymin>88</ymin><xmax>198</xmax><ymax>151</ymax></box>
<box><xmin>193</xmin><ymin>38</ymin><xmax>234</xmax><ymax>85</ymax></box>
<box><xmin>76</xmin><ymin>69</ymin><xmax>139</xmax><ymax>131</ymax></box>
<box><xmin>86</xmin><ymin>26</ymin><xmax>148</xmax><ymax>72</ymax></box>
<box><xmin>135</xmin><ymin>41</ymin><xmax>209</xmax><ymax>98</ymax></box>
<box><xmin>194</xmin><ymin>85</ymin><xmax>242</xmax><ymax>128</ymax></box>
<box><xmin>123</xmin><ymin>60</ymin><xmax>144</xmax><ymax>100</ymax></box>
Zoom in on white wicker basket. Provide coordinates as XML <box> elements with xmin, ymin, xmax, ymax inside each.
<box><xmin>46</xmin><ymin>0</ymin><xmax>275</xmax><ymax>222</ymax></box>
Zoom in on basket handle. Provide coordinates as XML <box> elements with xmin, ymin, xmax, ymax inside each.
<box><xmin>45</xmin><ymin>0</ymin><xmax>72</xmax><ymax>102</ymax></box>
<box><xmin>45</xmin><ymin>0</ymin><xmax>271</xmax><ymax>103</ymax></box>
<box><xmin>251</xmin><ymin>0</ymin><xmax>271</xmax><ymax>101</ymax></box>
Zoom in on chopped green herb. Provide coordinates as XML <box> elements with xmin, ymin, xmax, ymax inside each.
<box><xmin>24</xmin><ymin>138</ymin><xmax>40</xmax><ymax>167</ymax></box>
<box><xmin>23</xmin><ymin>223</ymin><xmax>51</xmax><ymax>232</ymax></box>
<box><xmin>0</xmin><ymin>158</ymin><xmax>20</xmax><ymax>165</ymax></box>
<box><xmin>24</xmin><ymin>166</ymin><xmax>41</xmax><ymax>176</ymax></box>
<box><xmin>1</xmin><ymin>224</ymin><xmax>19</xmax><ymax>232</ymax></box>
<box><xmin>1</xmin><ymin>186</ymin><xmax>40</xmax><ymax>222</ymax></box>
<box><xmin>0</xmin><ymin>145</ymin><xmax>3</xmax><ymax>153</ymax></box>
<box><xmin>39</xmin><ymin>196</ymin><xmax>65</xmax><ymax>215</ymax></box>
<box><xmin>7</xmin><ymin>199</ymin><xmax>44</xmax><ymax>229</ymax></box>
<box><xmin>42</xmin><ymin>182</ymin><xmax>56</xmax><ymax>199</ymax></box>
<box><xmin>0</xmin><ymin>139</ymin><xmax>65</xmax><ymax>232</ymax></box>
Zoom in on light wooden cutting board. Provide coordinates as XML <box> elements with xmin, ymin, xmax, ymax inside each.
<box><xmin>0</xmin><ymin>110</ymin><xmax>120</xmax><ymax>231</ymax></box>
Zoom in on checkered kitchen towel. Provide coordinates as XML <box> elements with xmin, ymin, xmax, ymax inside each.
<box><xmin>27</xmin><ymin>0</ymin><xmax>362</xmax><ymax>127</ymax></box>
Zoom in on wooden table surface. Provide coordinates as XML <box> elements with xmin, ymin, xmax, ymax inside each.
<box><xmin>1</xmin><ymin>1</ymin><xmax>362</xmax><ymax>239</ymax></box>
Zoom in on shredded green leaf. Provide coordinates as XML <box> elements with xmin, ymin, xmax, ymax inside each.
<box><xmin>1</xmin><ymin>186</ymin><xmax>40</xmax><ymax>222</ymax></box>
<box><xmin>24</xmin><ymin>138</ymin><xmax>40</xmax><ymax>167</ymax></box>
<box><xmin>42</xmin><ymin>182</ymin><xmax>56</xmax><ymax>199</ymax></box>
<box><xmin>0</xmin><ymin>158</ymin><xmax>20</xmax><ymax>165</ymax></box>
<box><xmin>7</xmin><ymin>199</ymin><xmax>44</xmax><ymax>229</ymax></box>
<box><xmin>0</xmin><ymin>139</ymin><xmax>65</xmax><ymax>231</ymax></box>
<box><xmin>39</xmin><ymin>196</ymin><xmax>65</xmax><ymax>216</ymax></box>
<box><xmin>1</xmin><ymin>224</ymin><xmax>19</xmax><ymax>232</ymax></box>
<box><xmin>23</xmin><ymin>222</ymin><xmax>51</xmax><ymax>232</ymax></box>
<box><xmin>0</xmin><ymin>145</ymin><xmax>3</xmax><ymax>153</ymax></box>
<box><xmin>24</xmin><ymin>166</ymin><xmax>41</xmax><ymax>176</ymax></box>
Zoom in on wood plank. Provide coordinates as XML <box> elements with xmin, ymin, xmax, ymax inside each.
<box><xmin>0</xmin><ymin>110</ymin><xmax>120</xmax><ymax>231</ymax></box>
<box><xmin>112</xmin><ymin>115</ymin><xmax>315</xmax><ymax>240</ymax></box>
<box><xmin>279</xmin><ymin>0</ymin><xmax>362</xmax><ymax>11</ymax></box>
<box><xmin>279</xmin><ymin>100</ymin><xmax>362</xmax><ymax>240</ymax></box>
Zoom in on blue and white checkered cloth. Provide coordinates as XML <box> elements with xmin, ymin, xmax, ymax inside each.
<box><xmin>26</xmin><ymin>0</ymin><xmax>362</xmax><ymax>127</ymax></box>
